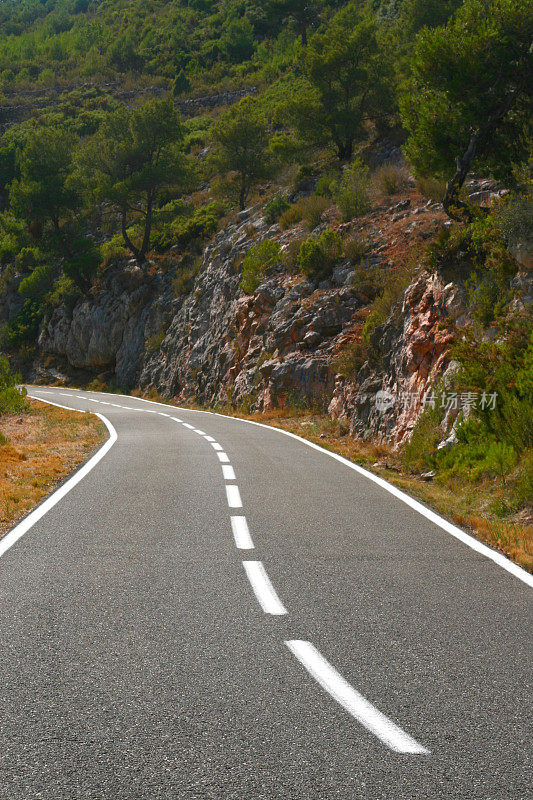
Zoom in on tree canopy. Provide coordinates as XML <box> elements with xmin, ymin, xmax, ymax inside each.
<box><xmin>213</xmin><ymin>97</ymin><xmax>274</xmax><ymax>210</ymax></box>
<box><xmin>401</xmin><ymin>0</ymin><xmax>533</xmax><ymax>217</ymax></box>
<box><xmin>286</xmin><ymin>3</ymin><xmax>393</xmax><ymax>161</ymax></box>
<box><xmin>79</xmin><ymin>98</ymin><xmax>185</xmax><ymax>261</ymax></box>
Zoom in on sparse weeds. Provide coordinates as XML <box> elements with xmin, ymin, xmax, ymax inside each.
<box><xmin>416</xmin><ymin>175</ymin><xmax>446</xmax><ymax>203</ymax></box>
<box><xmin>371</xmin><ymin>163</ymin><xmax>410</xmax><ymax>199</ymax></box>
<box><xmin>342</xmin><ymin>231</ymin><xmax>369</xmax><ymax>264</ymax></box>
<box><xmin>334</xmin><ymin>158</ymin><xmax>371</xmax><ymax>221</ymax></box>
<box><xmin>280</xmin><ymin>195</ymin><xmax>329</xmax><ymax>231</ymax></box>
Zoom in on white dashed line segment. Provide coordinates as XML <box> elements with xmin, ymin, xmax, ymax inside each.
<box><xmin>217</xmin><ymin>452</ymin><xmax>230</xmax><ymax>463</ymax></box>
<box><xmin>211</xmin><ymin>443</ymin><xmax>224</xmax><ymax>451</ymax></box>
<box><xmin>285</xmin><ymin>640</ymin><xmax>429</xmax><ymax>755</ymax></box>
<box><xmin>243</xmin><ymin>561</ymin><xmax>287</xmax><ymax>615</ymax></box>
<box><xmin>222</xmin><ymin>465</ymin><xmax>236</xmax><ymax>481</ymax></box>
<box><xmin>226</xmin><ymin>485</ymin><xmax>243</xmax><ymax>509</ymax></box>
<box><xmin>230</xmin><ymin>516</ymin><xmax>254</xmax><ymax>550</ymax></box>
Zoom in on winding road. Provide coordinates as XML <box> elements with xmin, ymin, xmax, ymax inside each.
<box><xmin>0</xmin><ymin>386</ymin><xmax>531</xmax><ymax>799</ymax></box>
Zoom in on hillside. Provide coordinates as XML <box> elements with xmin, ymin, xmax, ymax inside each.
<box><xmin>0</xmin><ymin>0</ymin><xmax>532</xmax><ymax>565</ymax></box>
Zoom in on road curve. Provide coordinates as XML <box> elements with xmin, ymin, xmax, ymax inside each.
<box><xmin>0</xmin><ymin>386</ymin><xmax>531</xmax><ymax>799</ymax></box>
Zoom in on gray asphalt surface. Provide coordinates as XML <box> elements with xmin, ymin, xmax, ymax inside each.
<box><xmin>0</xmin><ymin>386</ymin><xmax>531</xmax><ymax>800</ymax></box>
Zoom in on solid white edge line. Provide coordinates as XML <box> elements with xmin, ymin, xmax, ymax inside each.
<box><xmin>243</xmin><ymin>560</ymin><xmax>287</xmax><ymax>615</ymax></box>
<box><xmin>231</xmin><ymin>516</ymin><xmax>254</xmax><ymax>549</ymax></box>
<box><xmin>222</xmin><ymin>464</ymin><xmax>236</xmax><ymax>481</ymax></box>
<box><xmin>226</xmin><ymin>485</ymin><xmax>242</xmax><ymax>509</ymax></box>
<box><xmin>286</xmin><ymin>640</ymin><xmax>429</xmax><ymax>755</ymax></box>
<box><xmin>0</xmin><ymin>398</ymin><xmax>117</xmax><ymax>559</ymax></box>
<box><xmin>29</xmin><ymin>389</ymin><xmax>533</xmax><ymax>588</ymax></box>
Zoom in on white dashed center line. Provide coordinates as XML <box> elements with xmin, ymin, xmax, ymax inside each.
<box><xmin>231</xmin><ymin>516</ymin><xmax>254</xmax><ymax>550</ymax></box>
<box><xmin>243</xmin><ymin>561</ymin><xmax>287</xmax><ymax>615</ymax></box>
<box><xmin>222</xmin><ymin>465</ymin><xmax>236</xmax><ymax>481</ymax></box>
<box><xmin>211</xmin><ymin>442</ymin><xmax>224</xmax><ymax>451</ymax></box>
<box><xmin>226</xmin><ymin>485</ymin><xmax>243</xmax><ymax>509</ymax></box>
<box><xmin>217</xmin><ymin>452</ymin><xmax>230</xmax><ymax>463</ymax></box>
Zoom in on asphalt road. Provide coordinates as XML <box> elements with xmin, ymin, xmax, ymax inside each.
<box><xmin>0</xmin><ymin>386</ymin><xmax>531</xmax><ymax>800</ymax></box>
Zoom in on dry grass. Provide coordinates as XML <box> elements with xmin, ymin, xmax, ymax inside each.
<box><xmin>0</xmin><ymin>400</ymin><xmax>106</xmax><ymax>537</ymax></box>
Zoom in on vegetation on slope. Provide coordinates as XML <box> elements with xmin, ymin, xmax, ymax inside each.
<box><xmin>0</xmin><ymin>0</ymin><xmax>531</xmax><ymax>559</ymax></box>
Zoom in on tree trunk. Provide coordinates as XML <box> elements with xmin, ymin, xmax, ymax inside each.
<box><xmin>239</xmin><ymin>178</ymin><xmax>247</xmax><ymax>211</ymax></box>
<box><xmin>140</xmin><ymin>193</ymin><xmax>153</xmax><ymax>260</ymax></box>
<box><xmin>337</xmin><ymin>140</ymin><xmax>353</xmax><ymax>163</ymax></box>
<box><xmin>121</xmin><ymin>209</ymin><xmax>143</xmax><ymax>262</ymax></box>
<box><xmin>443</xmin><ymin>90</ymin><xmax>520</xmax><ymax>222</ymax></box>
<box><xmin>443</xmin><ymin>132</ymin><xmax>482</xmax><ymax>222</ymax></box>
<box><xmin>52</xmin><ymin>216</ymin><xmax>73</xmax><ymax>260</ymax></box>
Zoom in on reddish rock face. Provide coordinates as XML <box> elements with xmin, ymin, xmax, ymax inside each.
<box><xmin>328</xmin><ymin>271</ymin><xmax>470</xmax><ymax>447</ymax></box>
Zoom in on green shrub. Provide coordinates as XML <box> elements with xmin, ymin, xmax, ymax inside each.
<box><xmin>484</xmin><ymin>441</ymin><xmax>517</xmax><ymax>485</ymax></box>
<box><xmin>283</xmin><ymin>235</ymin><xmax>307</xmax><ymax>272</ymax></box>
<box><xmin>18</xmin><ymin>262</ymin><xmax>55</xmax><ymax>300</ymax></box>
<box><xmin>0</xmin><ymin>298</ymin><xmax>41</xmax><ymax>348</ymax></box>
<box><xmin>240</xmin><ymin>239</ymin><xmax>282</xmax><ymax>294</ymax></box>
<box><xmin>279</xmin><ymin>203</ymin><xmax>302</xmax><ymax>230</ymax></box>
<box><xmin>297</xmin><ymin>229</ymin><xmax>342</xmax><ymax>281</ymax></box>
<box><xmin>0</xmin><ymin>354</ymin><xmax>28</xmax><ymax>414</ymax></box>
<box><xmin>334</xmin><ymin>158</ymin><xmax>371</xmax><ymax>221</ymax></box>
<box><xmin>333</xmin><ymin>340</ymin><xmax>366</xmax><ymax>378</ymax></box>
<box><xmin>174</xmin><ymin>201</ymin><xmax>225</xmax><ymax>249</ymax></box>
<box><xmin>157</xmin><ymin>198</ymin><xmax>194</xmax><ymax>223</ymax></box>
<box><xmin>47</xmin><ymin>275</ymin><xmax>81</xmax><ymax>309</ymax></box>
<box><xmin>315</xmin><ymin>171</ymin><xmax>338</xmax><ymax>198</ymax></box>
<box><xmin>401</xmin><ymin>405</ymin><xmax>442</xmax><ymax>473</ymax></box>
<box><xmin>497</xmin><ymin>192</ymin><xmax>533</xmax><ymax>251</ymax></box>
<box><xmin>264</xmin><ymin>194</ymin><xmax>290</xmax><ymax>226</ymax></box>
<box><xmin>515</xmin><ymin>449</ymin><xmax>533</xmax><ymax>505</ymax></box>
<box><xmin>101</xmin><ymin>235</ymin><xmax>127</xmax><ymax>266</ymax></box>
<box><xmin>453</xmin><ymin>312</ymin><xmax>533</xmax><ymax>452</ymax></box>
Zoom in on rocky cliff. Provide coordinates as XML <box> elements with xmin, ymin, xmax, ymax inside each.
<box><xmin>30</xmin><ymin>179</ymin><xmax>530</xmax><ymax>448</ymax></box>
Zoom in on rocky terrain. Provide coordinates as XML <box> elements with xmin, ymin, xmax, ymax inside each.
<box><xmin>4</xmin><ymin>158</ymin><xmax>524</xmax><ymax>449</ymax></box>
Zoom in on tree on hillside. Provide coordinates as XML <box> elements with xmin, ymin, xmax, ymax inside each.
<box><xmin>401</xmin><ymin>0</ymin><xmax>533</xmax><ymax>220</ymax></box>
<box><xmin>212</xmin><ymin>97</ymin><xmax>273</xmax><ymax>210</ymax></box>
<box><xmin>79</xmin><ymin>97</ymin><xmax>186</xmax><ymax>262</ymax></box>
<box><xmin>266</xmin><ymin>0</ymin><xmax>323</xmax><ymax>46</ymax></box>
<box><xmin>9</xmin><ymin>126</ymin><xmax>79</xmax><ymax>247</ymax></box>
<box><xmin>285</xmin><ymin>3</ymin><xmax>393</xmax><ymax>161</ymax></box>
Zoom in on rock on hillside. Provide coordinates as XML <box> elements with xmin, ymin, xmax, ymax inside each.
<box><xmin>140</xmin><ymin>208</ymin><xmax>362</xmax><ymax>408</ymax></box>
<box><xmin>31</xmin><ymin>177</ymin><xmax>530</xmax><ymax>447</ymax></box>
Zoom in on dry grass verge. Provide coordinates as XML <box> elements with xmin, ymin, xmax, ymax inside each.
<box><xmin>0</xmin><ymin>399</ymin><xmax>106</xmax><ymax>537</ymax></box>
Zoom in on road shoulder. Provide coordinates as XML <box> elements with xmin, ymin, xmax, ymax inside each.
<box><xmin>0</xmin><ymin>398</ymin><xmax>106</xmax><ymax>539</ymax></box>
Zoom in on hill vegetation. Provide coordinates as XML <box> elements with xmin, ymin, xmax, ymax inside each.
<box><xmin>0</xmin><ymin>0</ymin><xmax>531</xmax><ymax>560</ymax></box>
